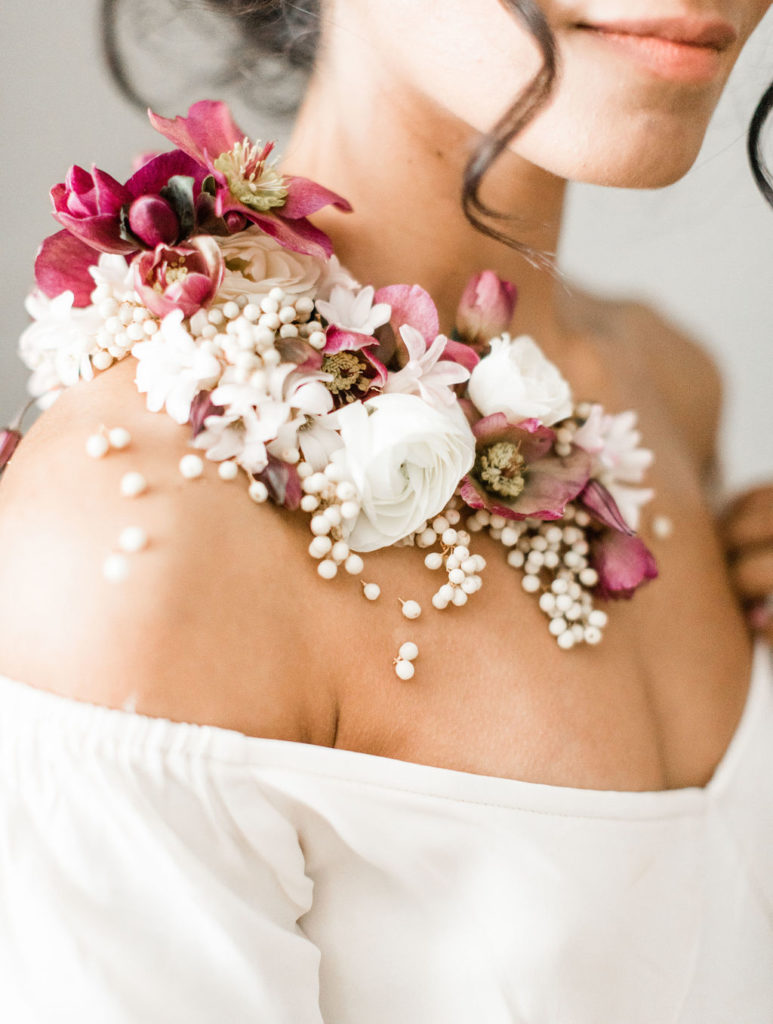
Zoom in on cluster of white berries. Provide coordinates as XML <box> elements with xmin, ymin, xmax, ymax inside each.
<box><xmin>187</xmin><ymin>286</ymin><xmax>327</xmax><ymax>385</ymax></box>
<box><xmin>412</xmin><ymin>503</ymin><xmax>487</xmax><ymax>611</ymax></box>
<box><xmin>469</xmin><ymin>503</ymin><xmax>607</xmax><ymax>649</ymax></box>
<box><xmin>300</xmin><ymin>460</ymin><xmax>365</xmax><ymax>581</ymax></box>
<box><xmin>90</xmin><ymin>281</ymin><xmax>160</xmax><ymax>371</ymax></box>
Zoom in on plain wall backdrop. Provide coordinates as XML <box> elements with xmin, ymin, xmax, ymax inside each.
<box><xmin>1</xmin><ymin>0</ymin><xmax>771</xmax><ymax>493</ymax></box>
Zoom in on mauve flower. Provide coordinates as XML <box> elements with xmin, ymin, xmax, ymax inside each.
<box><xmin>321</xmin><ymin>328</ymin><xmax>388</xmax><ymax>407</ymax></box>
<box><xmin>133</xmin><ymin>236</ymin><xmax>224</xmax><ymax>318</ymax></box>
<box><xmin>455</xmin><ymin>270</ymin><xmax>517</xmax><ymax>349</ymax></box>
<box><xmin>149</xmin><ymin>100</ymin><xmax>352</xmax><ymax>259</ymax></box>
<box><xmin>375</xmin><ymin>283</ymin><xmax>480</xmax><ymax>374</ymax></box>
<box><xmin>591</xmin><ymin>530</ymin><xmax>659</xmax><ymax>599</ymax></box>
<box><xmin>460</xmin><ymin>413</ymin><xmax>591</xmax><ymax>521</ymax></box>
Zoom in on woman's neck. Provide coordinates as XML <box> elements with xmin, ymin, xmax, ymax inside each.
<box><xmin>281</xmin><ymin>38</ymin><xmax>576</xmax><ymax>359</ymax></box>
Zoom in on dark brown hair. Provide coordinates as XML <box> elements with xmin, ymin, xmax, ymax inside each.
<box><xmin>102</xmin><ymin>0</ymin><xmax>772</xmax><ymax>256</ymax></box>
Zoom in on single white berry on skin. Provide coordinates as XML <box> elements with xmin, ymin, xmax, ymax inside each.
<box><xmin>179</xmin><ymin>454</ymin><xmax>204</xmax><ymax>479</ymax></box>
<box><xmin>218</xmin><ymin>461</ymin><xmax>239</xmax><ymax>481</ymax></box>
<box><xmin>345</xmin><ymin>554</ymin><xmax>364</xmax><ymax>575</ymax></box>
<box><xmin>120</xmin><ymin>471</ymin><xmax>147</xmax><ymax>497</ymax></box>
<box><xmin>401</xmin><ymin>599</ymin><xmax>422</xmax><ymax>620</ymax></box>
<box><xmin>653</xmin><ymin>514</ymin><xmax>674</xmax><ymax>540</ymax></box>
<box><xmin>362</xmin><ymin>582</ymin><xmax>381</xmax><ymax>601</ymax></box>
<box><xmin>108</xmin><ymin>427</ymin><xmax>131</xmax><ymax>450</ymax></box>
<box><xmin>248</xmin><ymin>480</ymin><xmax>269</xmax><ymax>503</ymax></box>
<box><xmin>118</xmin><ymin>526</ymin><xmax>148</xmax><ymax>553</ymax></box>
<box><xmin>317</xmin><ymin>559</ymin><xmax>338</xmax><ymax>580</ymax></box>
<box><xmin>394</xmin><ymin>659</ymin><xmax>415</xmax><ymax>681</ymax></box>
<box><xmin>86</xmin><ymin>434</ymin><xmax>110</xmax><ymax>458</ymax></box>
<box><xmin>103</xmin><ymin>552</ymin><xmax>130</xmax><ymax>583</ymax></box>
<box><xmin>399</xmin><ymin>642</ymin><xmax>419</xmax><ymax>662</ymax></box>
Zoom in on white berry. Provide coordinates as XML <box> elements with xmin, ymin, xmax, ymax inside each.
<box><xmin>86</xmin><ymin>434</ymin><xmax>109</xmax><ymax>458</ymax></box>
<box><xmin>424</xmin><ymin>552</ymin><xmax>444</xmax><ymax>570</ymax></box>
<box><xmin>179</xmin><ymin>454</ymin><xmax>204</xmax><ymax>479</ymax></box>
<box><xmin>120</xmin><ymin>471</ymin><xmax>147</xmax><ymax>497</ymax></box>
<box><xmin>362</xmin><ymin>582</ymin><xmax>381</xmax><ymax>601</ymax></box>
<box><xmin>399</xmin><ymin>642</ymin><xmax>419</xmax><ymax>662</ymax></box>
<box><xmin>218</xmin><ymin>461</ymin><xmax>239</xmax><ymax>481</ymax></box>
<box><xmin>345</xmin><ymin>554</ymin><xmax>364</xmax><ymax>575</ymax></box>
<box><xmin>103</xmin><ymin>552</ymin><xmax>130</xmax><ymax>583</ymax></box>
<box><xmin>317</xmin><ymin>559</ymin><xmax>338</xmax><ymax>580</ymax></box>
<box><xmin>394</xmin><ymin>659</ymin><xmax>415</xmax><ymax>681</ymax></box>
<box><xmin>108</xmin><ymin>427</ymin><xmax>131</xmax><ymax>450</ymax></box>
<box><xmin>401</xmin><ymin>600</ymin><xmax>422</xmax><ymax>620</ymax></box>
<box><xmin>248</xmin><ymin>480</ymin><xmax>269</xmax><ymax>503</ymax></box>
<box><xmin>118</xmin><ymin>525</ymin><xmax>148</xmax><ymax>553</ymax></box>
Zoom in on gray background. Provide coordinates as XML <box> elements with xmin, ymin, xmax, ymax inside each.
<box><xmin>2</xmin><ymin>1</ymin><xmax>772</xmax><ymax>491</ymax></box>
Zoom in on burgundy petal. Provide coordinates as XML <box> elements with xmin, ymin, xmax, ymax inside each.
<box><xmin>591</xmin><ymin>531</ymin><xmax>658</xmax><ymax>599</ymax></box>
<box><xmin>248</xmin><ymin>211</ymin><xmax>334</xmax><ymax>258</ymax></box>
<box><xmin>0</xmin><ymin>429</ymin><xmax>23</xmax><ymax>472</ymax></box>
<box><xmin>580</xmin><ymin>479</ymin><xmax>635</xmax><ymax>536</ymax></box>
<box><xmin>256</xmin><ymin>456</ymin><xmax>302</xmax><ymax>510</ymax></box>
<box><xmin>51</xmin><ymin>210</ymin><xmax>136</xmax><ymax>254</ymax></box>
<box><xmin>505</xmin><ymin>449</ymin><xmax>591</xmax><ymax>520</ymax></box>
<box><xmin>91</xmin><ymin>167</ymin><xmax>132</xmax><ymax>215</ymax></box>
<box><xmin>34</xmin><ymin>230</ymin><xmax>101</xmax><ymax>305</ymax></box>
<box><xmin>190</xmin><ymin>390</ymin><xmax>225</xmax><ymax>437</ymax></box>
<box><xmin>148</xmin><ymin>100</ymin><xmax>244</xmax><ymax>167</ymax></box>
<box><xmin>125</xmin><ymin>149</ymin><xmax>209</xmax><ymax>198</ymax></box>
<box><xmin>374</xmin><ymin>284</ymin><xmax>439</xmax><ymax>344</ymax></box>
<box><xmin>281</xmin><ymin>175</ymin><xmax>353</xmax><ymax>218</ymax></box>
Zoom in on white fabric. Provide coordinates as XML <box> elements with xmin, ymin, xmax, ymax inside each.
<box><xmin>1</xmin><ymin>643</ymin><xmax>772</xmax><ymax>1023</ymax></box>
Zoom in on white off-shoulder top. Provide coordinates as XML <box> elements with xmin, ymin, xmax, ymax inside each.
<box><xmin>1</xmin><ymin>643</ymin><xmax>772</xmax><ymax>1023</ymax></box>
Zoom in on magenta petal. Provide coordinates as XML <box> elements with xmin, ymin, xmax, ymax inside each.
<box><xmin>323</xmin><ymin>327</ymin><xmax>378</xmax><ymax>354</ymax></box>
<box><xmin>34</xmin><ymin>230</ymin><xmax>101</xmax><ymax>305</ymax></box>
<box><xmin>281</xmin><ymin>175</ymin><xmax>353</xmax><ymax>218</ymax></box>
<box><xmin>441</xmin><ymin>337</ymin><xmax>480</xmax><ymax>372</ymax></box>
<box><xmin>126</xmin><ymin>149</ymin><xmax>209</xmax><ymax>197</ymax></box>
<box><xmin>591</xmin><ymin>531</ymin><xmax>658</xmax><ymax>599</ymax></box>
<box><xmin>148</xmin><ymin>100</ymin><xmax>243</xmax><ymax>167</ymax></box>
<box><xmin>249</xmin><ymin>211</ymin><xmax>334</xmax><ymax>258</ymax></box>
<box><xmin>375</xmin><ymin>284</ymin><xmax>440</xmax><ymax>344</ymax></box>
<box><xmin>52</xmin><ymin>210</ymin><xmax>135</xmax><ymax>254</ymax></box>
<box><xmin>91</xmin><ymin>167</ymin><xmax>132</xmax><ymax>215</ymax></box>
<box><xmin>128</xmin><ymin>195</ymin><xmax>180</xmax><ymax>247</ymax></box>
<box><xmin>581</xmin><ymin>479</ymin><xmax>635</xmax><ymax>536</ymax></box>
<box><xmin>0</xmin><ymin>428</ymin><xmax>23</xmax><ymax>471</ymax></box>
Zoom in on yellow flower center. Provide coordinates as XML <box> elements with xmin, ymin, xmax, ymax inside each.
<box><xmin>213</xmin><ymin>138</ymin><xmax>288</xmax><ymax>213</ymax></box>
<box><xmin>476</xmin><ymin>441</ymin><xmax>526</xmax><ymax>499</ymax></box>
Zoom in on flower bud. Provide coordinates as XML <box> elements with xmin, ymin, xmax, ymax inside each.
<box><xmin>0</xmin><ymin>428</ymin><xmax>23</xmax><ymax>472</ymax></box>
<box><xmin>127</xmin><ymin>194</ymin><xmax>180</xmax><ymax>248</ymax></box>
<box><xmin>455</xmin><ymin>270</ymin><xmax>517</xmax><ymax>348</ymax></box>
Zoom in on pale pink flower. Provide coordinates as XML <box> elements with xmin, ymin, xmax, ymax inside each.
<box><xmin>384</xmin><ymin>325</ymin><xmax>470</xmax><ymax>408</ymax></box>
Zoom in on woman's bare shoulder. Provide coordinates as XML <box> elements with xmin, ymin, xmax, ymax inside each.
<box><xmin>0</xmin><ymin>360</ymin><xmax>336</xmax><ymax>743</ymax></box>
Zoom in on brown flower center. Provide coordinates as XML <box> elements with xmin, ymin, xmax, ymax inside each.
<box><xmin>476</xmin><ymin>440</ymin><xmax>526</xmax><ymax>499</ymax></box>
<box><xmin>322</xmin><ymin>352</ymin><xmax>371</xmax><ymax>402</ymax></box>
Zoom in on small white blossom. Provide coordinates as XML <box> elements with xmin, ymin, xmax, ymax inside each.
<box><xmin>19</xmin><ymin>289</ymin><xmax>102</xmax><ymax>398</ymax></box>
<box><xmin>384</xmin><ymin>325</ymin><xmax>470</xmax><ymax>408</ymax></box>
<box><xmin>314</xmin><ymin>255</ymin><xmax>360</xmax><ymax>303</ymax></box>
<box><xmin>193</xmin><ymin>408</ymin><xmax>271</xmax><ymax>475</ymax></box>
<box><xmin>132</xmin><ymin>310</ymin><xmax>223</xmax><ymax>424</ymax></box>
<box><xmin>316</xmin><ymin>284</ymin><xmax>391</xmax><ymax>336</ymax></box>
<box><xmin>574</xmin><ymin>404</ymin><xmax>655</xmax><ymax>530</ymax></box>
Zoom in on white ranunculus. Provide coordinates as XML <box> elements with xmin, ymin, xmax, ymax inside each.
<box><xmin>467</xmin><ymin>333</ymin><xmax>573</xmax><ymax>426</ymax></box>
<box><xmin>216</xmin><ymin>228</ymin><xmax>325</xmax><ymax>303</ymax></box>
<box><xmin>332</xmin><ymin>393</ymin><xmax>476</xmax><ymax>552</ymax></box>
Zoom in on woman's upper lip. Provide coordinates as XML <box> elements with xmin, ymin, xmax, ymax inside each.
<box><xmin>575</xmin><ymin>17</ymin><xmax>738</xmax><ymax>49</ymax></box>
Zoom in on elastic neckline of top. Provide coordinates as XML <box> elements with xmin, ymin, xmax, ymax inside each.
<box><xmin>0</xmin><ymin>642</ymin><xmax>768</xmax><ymax>822</ymax></box>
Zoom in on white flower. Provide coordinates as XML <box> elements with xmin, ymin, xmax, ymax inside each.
<box><xmin>216</xmin><ymin>228</ymin><xmax>325</xmax><ymax>303</ymax></box>
<box><xmin>19</xmin><ymin>289</ymin><xmax>102</xmax><ymax>395</ymax></box>
<box><xmin>316</xmin><ymin>284</ymin><xmax>391</xmax><ymax>336</ymax></box>
<box><xmin>88</xmin><ymin>253</ymin><xmax>137</xmax><ymax>302</ymax></box>
<box><xmin>314</xmin><ymin>255</ymin><xmax>360</xmax><ymax>303</ymax></box>
<box><xmin>574</xmin><ymin>404</ymin><xmax>655</xmax><ymax>530</ymax></box>
<box><xmin>384</xmin><ymin>325</ymin><xmax>470</xmax><ymax>408</ymax></box>
<box><xmin>467</xmin><ymin>334</ymin><xmax>573</xmax><ymax>426</ymax></box>
<box><xmin>332</xmin><ymin>393</ymin><xmax>476</xmax><ymax>552</ymax></box>
<box><xmin>193</xmin><ymin>408</ymin><xmax>271</xmax><ymax>475</ymax></box>
<box><xmin>132</xmin><ymin>310</ymin><xmax>223</xmax><ymax>424</ymax></box>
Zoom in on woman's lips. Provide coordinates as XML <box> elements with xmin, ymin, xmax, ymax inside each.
<box><xmin>575</xmin><ymin>18</ymin><xmax>737</xmax><ymax>83</ymax></box>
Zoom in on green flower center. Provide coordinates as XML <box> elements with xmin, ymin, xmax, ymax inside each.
<box><xmin>322</xmin><ymin>352</ymin><xmax>371</xmax><ymax>402</ymax></box>
<box><xmin>476</xmin><ymin>441</ymin><xmax>526</xmax><ymax>499</ymax></box>
<box><xmin>213</xmin><ymin>138</ymin><xmax>288</xmax><ymax>213</ymax></box>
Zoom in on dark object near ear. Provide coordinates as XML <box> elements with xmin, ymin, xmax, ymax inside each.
<box><xmin>748</xmin><ymin>79</ymin><xmax>773</xmax><ymax>209</ymax></box>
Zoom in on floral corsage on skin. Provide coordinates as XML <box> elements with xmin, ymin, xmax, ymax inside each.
<box><xmin>5</xmin><ymin>100</ymin><xmax>659</xmax><ymax>673</ymax></box>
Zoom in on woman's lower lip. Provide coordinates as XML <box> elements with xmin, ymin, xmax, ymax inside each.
<box><xmin>579</xmin><ymin>27</ymin><xmax>724</xmax><ymax>83</ymax></box>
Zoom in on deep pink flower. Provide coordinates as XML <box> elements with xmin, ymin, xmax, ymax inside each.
<box><xmin>460</xmin><ymin>413</ymin><xmax>592</xmax><ymax>520</ymax></box>
<box><xmin>133</xmin><ymin>236</ymin><xmax>224</xmax><ymax>318</ymax></box>
<box><xmin>590</xmin><ymin>530</ymin><xmax>659</xmax><ymax>599</ymax></box>
<box><xmin>148</xmin><ymin>100</ymin><xmax>352</xmax><ymax>259</ymax></box>
<box><xmin>374</xmin><ymin>283</ymin><xmax>480</xmax><ymax>374</ymax></box>
<box><xmin>455</xmin><ymin>270</ymin><xmax>517</xmax><ymax>349</ymax></box>
<box><xmin>321</xmin><ymin>327</ymin><xmax>388</xmax><ymax>406</ymax></box>
<box><xmin>50</xmin><ymin>165</ymin><xmax>133</xmax><ymax>254</ymax></box>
